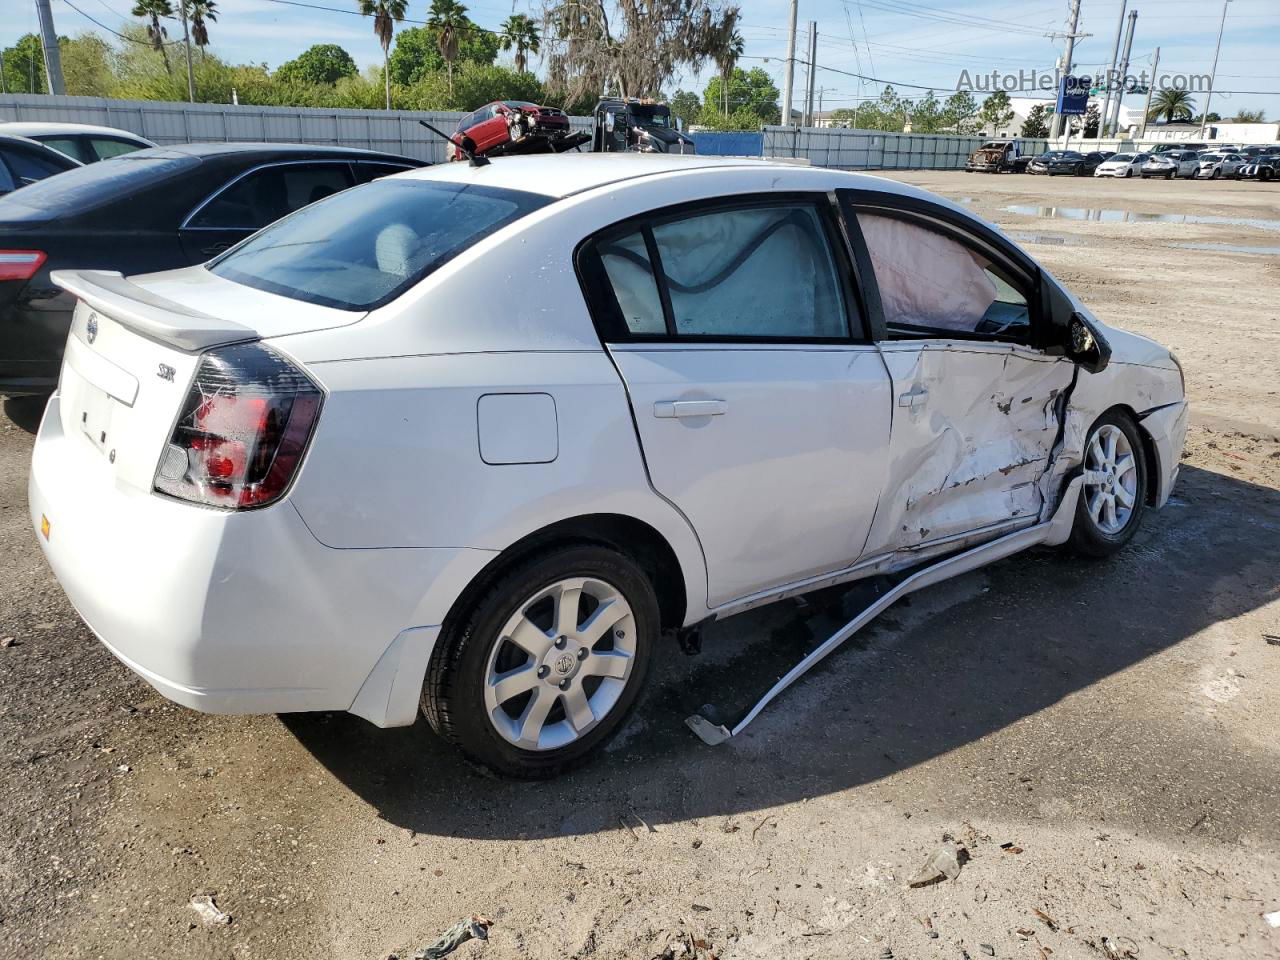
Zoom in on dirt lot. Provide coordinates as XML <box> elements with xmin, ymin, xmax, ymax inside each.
<box><xmin>2</xmin><ymin>170</ymin><xmax>1279</xmax><ymax>960</ymax></box>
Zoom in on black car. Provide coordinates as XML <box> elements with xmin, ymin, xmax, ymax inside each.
<box><xmin>1237</xmin><ymin>156</ymin><xmax>1278</xmax><ymax>181</ymax></box>
<box><xmin>0</xmin><ymin>133</ymin><xmax>80</xmax><ymax>196</ymax></box>
<box><xmin>0</xmin><ymin>142</ymin><xmax>422</xmax><ymax>395</ymax></box>
<box><xmin>1045</xmin><ymin>150</ymin><xmax>1112</xmax><ymax>176</ymax></box>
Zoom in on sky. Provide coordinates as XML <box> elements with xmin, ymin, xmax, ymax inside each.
<box><xmin>4</xmin><ymin>0</ymin><xmax>1278</xmax><ymax>120</ymax></box>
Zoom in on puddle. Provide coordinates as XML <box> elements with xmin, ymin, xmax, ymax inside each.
<box><xmin>1006</xmin><ymin>231</ymin><xmax>1088</xmax><ymax>247</ymax></box>
<box><xmin>1170</xmin><ymin>242</ymin><xmax>1280</xmax><ymax>256</ymax></box>
<box><xmin>1002</xmin><ymin>205</ymin><xmax>1280</xmax><ymax>231</ymax></box>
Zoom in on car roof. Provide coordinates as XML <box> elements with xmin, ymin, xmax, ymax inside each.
<box><xmin>0</xmin><ymin>121</ymin><xmax>155</xmax><ymax>143</ymax></box>
<box><xmin>398</xmin><ymin>153</ymin><xmax>842</xmax><ymax>198</ymax></box>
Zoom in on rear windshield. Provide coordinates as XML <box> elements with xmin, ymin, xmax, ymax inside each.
<box><xmin>0</xmin><ymin>151</ymin><xmax>197</xmax><ymax>221</ymax></box>
<box><xmin>209</xmin><ymin>179</ymin><xmax>551</xmax><ymax>311</ymax></box>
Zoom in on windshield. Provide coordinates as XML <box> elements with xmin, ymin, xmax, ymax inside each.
<box><xmin>1109</xmin><ymin>154</ymin><xmax>1134</xmax><ymax>161</ymax></box>
<box><xmin>631</xmin><ymin>105</ymin><xmax>671</xmax><ymax>128</ymax></box>
<box><xmin>210</xmin><ymin>179</ymin><xmax>551</xmax><ymax>311</ymax></box>
<box><xmin>1059</xmin><ymin>152</ymin><xmax>1084</xmax><ymax>159</ymax></box>
<box><xmin>0</xmin><ymin>150</ymin><xmax>196</xmax><ymax>222</ymax></box>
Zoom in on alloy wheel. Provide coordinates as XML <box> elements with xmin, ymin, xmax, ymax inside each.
<box><xmin>483</xmin><ymin>576</ymin><xmax>637</xmax><ymax>751</ymax></box>
<box><xmin>1083</xmin><ymin>423</ymin><xmax>1139</xmax><ymax>536</ymax></box>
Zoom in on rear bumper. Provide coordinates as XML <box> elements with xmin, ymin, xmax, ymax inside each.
<box><xmin>29</xmin><ymin>394</ymin><xmax>496</xmax><ymax>725</ymax></box>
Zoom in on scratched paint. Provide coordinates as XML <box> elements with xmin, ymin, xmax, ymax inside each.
<box><xmin>864</xmin><ymin>343</ymin><xmax>1075</xmax><ymax>556</ymax></box>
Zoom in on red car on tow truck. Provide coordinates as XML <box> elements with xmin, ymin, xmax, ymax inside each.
<box><xmin>450</xmin><ymin>100</ymin><xmax>583</xmax><ymax>160</ymax></box>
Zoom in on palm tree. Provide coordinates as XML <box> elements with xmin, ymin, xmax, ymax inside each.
<box><xmin>1148</xmin><ymin>89</ymin><xmax>1196</xmax><ymax>123</ymax></box>
<box><xmin>358</xmin><ymin>0</ymin><xmax>407</xmax><ymax>109</ymax></box>
<box><xmin>428</xmin><ymin>0</ymin><xmax>469</xmax><ymax>94</ymax></box>
<box><xmin>499</xmin><ymin>13</ymin><xmax>540</xmax><ymax>74</ymax></box>
<box><xmin>132</xmin><ymin>0</ymin><xmax>174</xmax><ymax>73</ymax></box>
<box><xmin>717</xmin><ymin>30</ymin><xmax>744</xmax><ymax>116</ymax></box>
<box><xmin>188</xmin><ymin>0</ymin><xmax>217</xmax><ymax>57</ymax></box>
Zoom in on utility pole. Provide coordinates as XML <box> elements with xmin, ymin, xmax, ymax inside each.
<box><xmin>34</xmin><ymin>0</ymin><xmax>66</xmax><ymax>95</ymax></box>
<box><xmin>1099</xmin><ymin>0</ymin><xmax>1127</xmax><ymax>140</ymax></box>
<box><xmin>1049</xmin><ymin>0</ymin><xmax>1082</xmax><ymax>140</ymax></box>
<box><xmin>1107</xmin><ymin>10</ymin><xmax>1136</xmax><ymax>137</ymax></box>
<box><xmin>1199</xmin><ymin>0</ymin><xmax>1232</xmax><ymax>138</ymax></box>
<box><xmin>178</xmin><ymin>0</ymin><xmax>196</xmax><ymax>102</ymax></box>
<box><xmin>781</xmin><ymin>0</ymin><xmax>799</xmax><ymax>126</ymax></box>
<box><xmin>803</xmin><ymin>22</ymin><xmax>818</xmax><ymax>127</ymax></box>
<box><xmin>1139</xmin><ymin>46</ymin><xmax>1160</xmax><ymax>140</ymax></box>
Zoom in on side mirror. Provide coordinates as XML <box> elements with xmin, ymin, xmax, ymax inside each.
<box><xmin>604</xmin><ymin>112</ymin><xmax>616</xmax><ymax>133</ymax></box>
<box><xmin>1066</xmin><ymin>312</ymin><xmax>1112</xmax><ymax>374</ymax></box>
<box><xmin>675</xmin><ymin>117</ymin><xmax>685</xmax><ymax>133</ymax></box>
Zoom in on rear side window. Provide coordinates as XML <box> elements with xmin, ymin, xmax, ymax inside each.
<box><xmin>90</xmin><ymin>137</ymin><xmax>145</xmax><ymax>160</ymax></box>
<box><xmin>0</xmin><ymin>143</ymin><xmax>73</xmax><ymax>184</ymax></box>
<box><xmin>0</xmin><ymin>152</ymin><xmax>197</xmax><ymax>221</ymax></box>
<box><xmin>189</xmin><ymin>162</ymin><xmax>354</xmax><ymax>229</ymax></box>
<box><xmin>589</xmin><ymin>201</ymin><xmax>852</xmax><ymax>341</ymax></box>
<box><xmin>34</xmin><ymin>136</ymin><xmax>86</xmax><ymax>162</ymax></box>
<box><xmin>210</xmin><ymin>179</ymin><xmax>551</xmax><ymax>311</ymax></box>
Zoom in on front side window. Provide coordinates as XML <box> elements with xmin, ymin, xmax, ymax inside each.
<box><xmin>859</xmin><ymin>213</ymin><xmax>1031</xmax><ymax>339</ymax></box>
<box><xmin>591</xmin><ymin>202</ymin><xmax>851</xmax><ymax>340</ymax></box>
<box><xmin>189</xmin><ymin>163</ymin><xmax>354</xmax><ymax>230</ymax></box>
<box><xmin>210</xmin><ymin>179</ymin><xmax>550</xmax><ymax>311</ymax></box>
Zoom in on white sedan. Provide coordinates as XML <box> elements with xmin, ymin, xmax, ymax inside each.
<box><xmin>29</xmin><ymin>156</ymin><xmax>1188</xmax><ymax>777</ymax></box>
<box><xmin>1094</xmin><ymin>152</ymin><xmax>1149</xmax><ymax>178</ymax></box>
<box><xmin>1194</xmin><ymin>152</ymin><xmax>1246</xmax><ymax>179</ymax></box>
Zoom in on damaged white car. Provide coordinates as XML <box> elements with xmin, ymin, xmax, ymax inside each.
<box><xmin>30</xmin><ymin>155</ymin><xmax>1187</xmax><ymax>777</ymax></box>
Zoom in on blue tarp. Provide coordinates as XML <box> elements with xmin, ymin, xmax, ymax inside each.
<box><xmin>690</xmin><ymin>131</ymin><xmax>764</xmax><ymax>157</ymax></box>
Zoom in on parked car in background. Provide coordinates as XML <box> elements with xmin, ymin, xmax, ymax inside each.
<box><xmin>0</xmin><ymin>142</ymin><xmax>422</xmax><ymax>395</ymax></box>
<box><xmin>29</xmin><ymin>155</ymin><xmax>1187</xmax><ymax>777</ymax></box>
<box><xmin>1041</xmin><ymin>150</ymin><xmax>1112</xmax><ymax>176</ymax></box>
<box><xmin>0</xmin><ymin>132</ymin><xmax>80</xmax><ymax>196</ymax></box>
<box><xmin>1141</xmin><ymin>150</ymin><xmax>1199</xmax><ymax>179</ymax></box>
<box><xmin>0</xmin><ymin>122</ymin><xmax>155</xmax><ymax>164</ymax></box>
<box><xmin>1237</xmin><ymin>156</ymin><xmax>1278</xmax><ymax>181</ymax></box>
<box><xmin>964</xmin><ymin>139</ymin><xmax>1035</xmax><ymax>173</ymax></box>
<box><xmin>451</xmin><ymin>101</ymin><xmax>575</xmax><ymax>159</ymax></box>
<box><xmin>1093</xmin><ymin>152</ymin><xmax>1150</xmax><ymax>178</ymax></box>
<box><xmin>1195</xmin><ymin>152</ymin><xmax>1246</xmax><ymax>179</ymax></box>
<box><xmin>1026</xmin><ymin>151</ymin><xmax>1063</xmax><ymax>175</ymax></box>
<box><xmin>1151</xmin><ymin>142</ymin><xmax>1206</xmax><ymax>154</ymax></box>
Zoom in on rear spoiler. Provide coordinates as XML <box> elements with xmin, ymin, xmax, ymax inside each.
<box><xmin>51</xmin><ymin>270</ymin><xmax>256</xmax><ymax>354</ymax></box>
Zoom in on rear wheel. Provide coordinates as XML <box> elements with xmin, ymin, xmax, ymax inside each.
<box><xmin>1069</xmin><ymin>411</ymin><xmax>1148</xmax><ymax>557</ymax></box>
<box><xmin>422</xmin><ymin>544</ymin><xmax>657</xmax><ymax>778</ymax></box>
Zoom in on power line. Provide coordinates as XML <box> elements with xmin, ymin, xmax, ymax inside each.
<box><xmin>58</xmin><ymin>0</ymin><xmax>188</xmax><ymax>46</ymax></box>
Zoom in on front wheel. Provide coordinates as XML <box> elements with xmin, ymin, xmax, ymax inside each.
<box><xmin>1069</xmin><ymin>411</ymin><xmax>1148</xmax><ymax>557</ymax></box>
<box><xmin>1124</xmin><ymin>168</ymin><xmax>1133</xmax><ymax>178</ymax></box>
<box><xmin>1211</xmin><ymin>168</ymin><xmax>1221</xmax><ymax>180</ymax></box>
<box><xmin>422</xmin><ymin>544</ymin><xmax>658</xmax><ymax>778</ymax></box>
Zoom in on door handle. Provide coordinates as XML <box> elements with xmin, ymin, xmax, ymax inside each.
<box><xmin>653</xmin><ymin>399</ymin><xmax>728</xmax><ymax>419</ymax></box>
<box><xmin>898</xmin><ymin>385</ymin><xmax>928</xmax><ymax>408</ymax></box>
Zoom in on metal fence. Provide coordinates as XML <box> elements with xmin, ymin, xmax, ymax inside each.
<box><xmin>763</xmin><ymin>126</ymin><xmax>1051</xmax><ymax>170</ymax></box>
<box><xmin>0</xmin><ymin>93</ymin><xmax>593</xmax><ymax>164</ymax></box>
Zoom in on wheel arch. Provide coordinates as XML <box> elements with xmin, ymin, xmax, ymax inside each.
<box><xmin>439</xmin><ymin>513</ymin><xmax>692</xmax><ymax>639</ymax></box>
<box><xmin>1092</xmin><ymin>402</ymin><xmax>1162</xmax><ymax>506</ymax></box>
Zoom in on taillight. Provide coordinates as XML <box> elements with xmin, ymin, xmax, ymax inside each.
<box><xmin>154</xmin><ymin>343</ymin><xmax>322</xmax><ymax>509</ymax></box>
<box><xmin>0</xmin><ymin>250</ymin><xmax>47</xmax><ymax>282</ymax></box>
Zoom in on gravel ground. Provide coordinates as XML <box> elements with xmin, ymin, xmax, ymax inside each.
<box><xmin>1</xmin><ymin>170</ymin><xmax>1278</xmax><ymax>960</ymax></box>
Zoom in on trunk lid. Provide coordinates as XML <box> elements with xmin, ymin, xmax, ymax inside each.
<box><xmin>49</xmin><ymin>266</ymin><xmax>359</xmax><ymax>495</ymax></box>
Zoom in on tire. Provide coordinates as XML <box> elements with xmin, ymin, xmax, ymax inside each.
<box><xmin>1262</xmin><ymin>169</ymin><xmax>1274</xmax><ymax>182</ymax></box>
<box><xmin>421</xmin><ymin>543</ymin><xmax>658</xmax><ymax>778</ymax></box>
<box><xmin>1124</xmin><ymin>168</ymin><xmax>1133</xmax><ymax>178</ymax></box>
<box><xmin>1165</xmin><ymin>172</ymin><xmax>1174</xmax><ymax>180</ymax></box>
<box><xmin>1211</xmin><ymin>168</ymin><xmax>1221</xmax><ymax>180</ymax></box>
<box><xmin>1068</xmin><ymin>410</ymin><xmax>1148</xmax><ymax>558</ymax></box>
